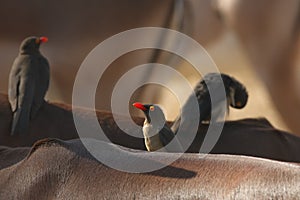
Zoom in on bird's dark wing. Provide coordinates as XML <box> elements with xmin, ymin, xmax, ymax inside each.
<box><xmin>9</xmin><ymin>56</ymin><xmax>35</xmax><ymax>112</ymax></box>
<box><xmin>10</xmin><ymin>56</ymin><xmax>36</xmax><ymax>135</ymax></box>
<box><xmin>17</xmin><ymin>59</ymin><xmax>36</xmax><ymax>107</ymax></box>
<box><xmin>31</xmin><ymin>56</ymin><xmax>50</xmax><ymax>118</ymax></box>
<box><xmin>8</xmin><ymin>59</ymin><xmax>21</xmax><ymax>112</ymax></box>
<box><xmin>11</xmin><ymin>78</ymin><xmax>34</xmax><ymax>135</ymax></box>
<box><xmin>159</xmin><ymin>125</ymin><xmax>183</xmax><ymax>152</ymax></box>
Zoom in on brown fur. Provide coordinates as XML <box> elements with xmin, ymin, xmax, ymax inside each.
<box><xmin>0</xmin><ymin>145</ymin><xmax>29</xmax><ymax>170</ymax></box>
<box><xmin>0</xmin><ymin>138</ymin><xmax>299</xmax><ymax>199</ymax></box>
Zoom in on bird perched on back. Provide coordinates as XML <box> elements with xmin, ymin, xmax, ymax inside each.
<box><xmin>172</xmin><ymin>73</ymin><xmax>248</xmax><ymax>133</ymax></box>
<box><xmin>8</xmin><ymin>36</ymin><xmax>50</xmax><ymax>135</ymax></box>
<box><xmin>133</xmin><ymin>102</ymin><xmax>182</xmax><ymax>152</ymax></box>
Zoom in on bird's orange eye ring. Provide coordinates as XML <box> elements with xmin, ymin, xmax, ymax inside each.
<box><xmin>35</xmin><ymin>38</ymin><xmax>40</xmax><ymax>44</ymax></box>
<box><xmin>150</xmin><ymin>106</ymin><xmax>155</xmax><ymax>111</ymax></box>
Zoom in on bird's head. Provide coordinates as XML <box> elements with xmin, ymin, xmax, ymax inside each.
<box><xmin>133</xmin><ymin>102</ymin><xmax>166</xmax><ymax>128</ymax></box>
<box><xmin>229</xmin><ymin>84</ymin><xmax>248</xmax><ymax>109</ymax></box>
<box><xmin>221</xmin><ymin>74</ymin><xmax>248</xmax><ymax>109</ymax></box>
<box><xmin>20</xmin><ymin>36</ymin><xmax>48</xmax><ymax>54</ymax></box>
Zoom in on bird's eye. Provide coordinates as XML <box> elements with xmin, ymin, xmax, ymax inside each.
<box><xmin>150</xmin><ymin>106</ymin><xmax>155</xmax><ymax>111</ymax></box>
<box><xmin>35</xmin><ymin>38</ymin><xmax>40</xmax><ymax>44</ymax></box>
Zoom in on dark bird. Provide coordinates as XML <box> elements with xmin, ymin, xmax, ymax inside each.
<box><xmin>172</xmin><ymin>73</ymin><xmax>248</xmax><ymax>133</ymax></box>
<box><xmin>133</xmin><ymin>102</ymin><xmax>182</xmax><ymax>152</ymax></box>
<box><xmin>8</xmin><ymin>36</ymin><xmax>50</xmax><ymax>135</ymax></box>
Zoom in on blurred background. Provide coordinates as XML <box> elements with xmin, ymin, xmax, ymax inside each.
<box><xmin>1</xmin><ymin>0</ymin><xmax>300</xmax><ymax>133</ymax></box>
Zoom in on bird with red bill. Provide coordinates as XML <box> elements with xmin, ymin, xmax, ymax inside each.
<box><xmin>133</xmin><ymin>102</ymin><xmax>183</xmax><ymax>152</ymax></box>
<box><xmin>8</xmin><ymin>36</ymin><xmax>50</xmax><ymax>135</ymax></box>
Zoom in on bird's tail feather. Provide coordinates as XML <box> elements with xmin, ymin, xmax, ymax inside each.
<box><xmin>11</xmin><ymin>108</ymin><xmax>30</xmax><ymax>135</ymax></box>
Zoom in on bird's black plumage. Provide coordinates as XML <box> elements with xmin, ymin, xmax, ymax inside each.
<box><xmin>171</xmin><ymin>73</ymin><xmax>248</xmax><ymax>133</ymax></box>
<box><xmin>8</xmin><ymin>36</ymin><xmax>50</xmax><ymax>135</ymax></box>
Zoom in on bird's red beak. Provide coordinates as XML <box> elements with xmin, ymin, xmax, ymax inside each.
<box><xmin>39</xmin><ymin>36</ymin><xmax>48</xmax><ymax>43</ymax></box>
<box><xmin>133</xmin><ymin>102</ymin><xmax>147</xmax><ymax>111</ymax></box>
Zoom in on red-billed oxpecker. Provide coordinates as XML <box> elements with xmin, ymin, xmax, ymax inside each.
<box><xmin>8</xmin><ymin>36</ymin><xmax>50</xmax><ymax>135</ymax></box>
<box><xmin>172</xmin><ymin>73</ymin><xmax>248</xmax><ymax>133</ymax></box>
<box><xmin>133</xmin><ymin>103</ymin><xmax>182</xmax><ymax>152</ymax></box>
